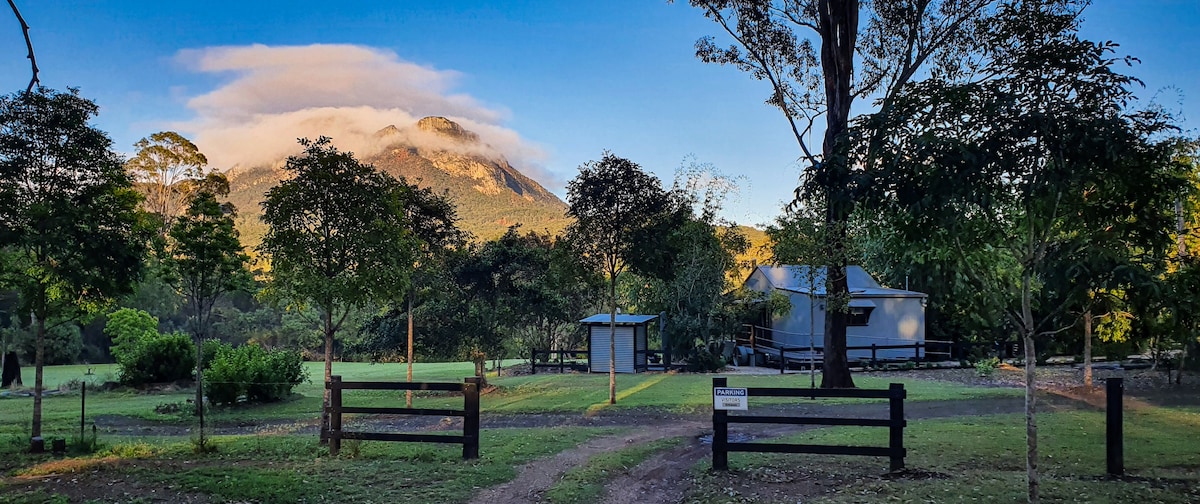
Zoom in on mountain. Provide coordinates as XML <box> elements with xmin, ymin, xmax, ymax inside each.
<box><xmin>226</xmin><ymin>117</ymin><xmax>570</xmax><ymax>248</ymax></box>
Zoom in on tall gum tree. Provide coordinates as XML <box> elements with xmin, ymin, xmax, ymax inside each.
<box><xmin>0</xmin><ymin>88</ymin><xmax>147</xmax><ymax>451</ymax></box>
<box><xmin>126</xmin><ymin>131</ymin><xmax>211</xmax><ymax>242</ymax></box>
<box><xmin>259</xmin><ymin>137</ymin><xmax>417</xmax><ymax>437</ymax></box>
<box><xmin>681</xmin><ymin>0</ymin><xmax>995</xmax><ymax>387</ymax></box>
<box><xmin>858</xmin><ymin>1</ymin><xmax>1189</xmax><ymax>500</ymax></box>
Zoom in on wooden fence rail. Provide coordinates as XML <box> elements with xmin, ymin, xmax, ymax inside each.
<box><xmin>711</xmin><ymin>377</ymin><xmax>907</xmax><ymax>472</ymax></box>
<box><xmin>325</xmin><ymin>375</ymin><xmax>480</xmax><ymax>459</ymax></box>
<box><xmin>770</xmin><ymin>340</ymin><xmax>1024</xmax><ymax>372</ymax></box>
<box><xmin>530</xmin><ymin>349</ymin><xmax>589</xmax><ymax>374</ymax></box>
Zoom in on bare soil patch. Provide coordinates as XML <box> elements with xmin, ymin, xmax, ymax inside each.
<box><xmin>5</xmin><ymin>459</ymin><xmax>224</xmax><ymax>504</ymax></box>
<box><xmin>467</xmin><ymin>421</ymin><xmax>708</xmax><ymax>504</ymax></box>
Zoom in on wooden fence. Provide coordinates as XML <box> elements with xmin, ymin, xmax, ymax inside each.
<box><xmin>770</xmin><ymin>340</ymin><xmax>1024</xmax><ymax>373</ymax></box>
<box><xmin>711</xmin><ymin>377</ymin><xmax>907</xmax><ymax>472</ymax></box>
<box><xmin>324</xmin><ymin>375</ymin><xmax>481</xmax><ymax>459</ymax></box>
<box><xmin>530</xmin><ymin>349</ymin><xmax>588</xmax><ymax>374</ymax></box>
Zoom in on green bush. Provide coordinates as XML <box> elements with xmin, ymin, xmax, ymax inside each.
<box><xmin>104</xmin><ymin>308</ymin><xmax>158</xmax><ymax>362</ymax></box>
<box><xmin>204</xmin><ymin>344</ymin><xmax>307</xmax><ymax>406</ymax></box>
<box><xmin>200</xmin><ymin>339</ymin><xmax>231</xmax><ymax>371</ymax></box>
<box><xmin>247</xmin><ymin>348</ymin><xmax>306</xmax><ymax>402</ymax></box>
<box><xmin>118</xmin><ymin>332</ymin><xmax>196</xmax><ymax>386</ymax></box>
<box><xmin>203</xmin><ymin>344</ymin><xmax>244</xmax><ymax>406</ymax></box>
<box><xmin>974</xmin><ymin>356</ymin><xmax>1001</xmax><ymax>377</ymax></box>
<box><xmin>684</xmin><ymin>344</ymin><xmax>726</xmax><ymax>372</ymax></box>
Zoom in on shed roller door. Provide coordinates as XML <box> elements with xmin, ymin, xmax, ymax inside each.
<box><xmin>590</xmin><ymin>326</ymin><xmax>635</xmax><ymax>373</ymax></box>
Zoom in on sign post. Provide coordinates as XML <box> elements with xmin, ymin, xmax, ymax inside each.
<box><xmin>713</xmin><ymin>386</ymin><xmax>749</xmax><ymax>411</ymax></box>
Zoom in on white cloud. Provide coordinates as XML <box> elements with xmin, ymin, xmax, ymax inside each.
<box><xmin>171</xmin><ymin>44</ymin><xmax>555</xmax><ymax>185</ymax></box>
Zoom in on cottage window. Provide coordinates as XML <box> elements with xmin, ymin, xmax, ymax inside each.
<box><xmin>848</xmin><ymin>307</ymin><xmax>874</xmax><ymax>326</ymax></box>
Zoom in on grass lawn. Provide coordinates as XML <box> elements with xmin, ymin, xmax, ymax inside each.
<box><xmin>2</xmin><ymin>426</ymin><xmax>622</xmax><ymax>504</ymax></box>
<box><xmin>0</xmin><ymin>362</ymin><xmax>1021</xmax><ymax>444</ymax></box>
<box><xmin>686</xmin><ymin>406</ymin><xmax>1200</xmax><ymax>503</ymax></box>
<box><xmin>2</xmin><ymin>362</ymin><xmax>1196</xmax><ymax>503</ymax></box>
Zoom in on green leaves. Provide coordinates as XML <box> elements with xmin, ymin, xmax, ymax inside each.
<box><xmin>0</xmin><ymin>87</ymin><xmax>148</xmax><ymax>324</ymax></box>
<box><xmin>166</xmin><ymin>184</ymin><xmax>251</xmax><ymax>339</ymax></box>
<box><xmin>259</xmin><ymin>138</ymin><xmax>418</xmax><ymax>315</ymax></box>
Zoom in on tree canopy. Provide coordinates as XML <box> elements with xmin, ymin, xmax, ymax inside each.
<box><xmin>258</xmin><ymin>137</ymin><xmax>418</xmax><ymax>436</ymax></box>
<box><xmin>856</xmin><ymin>1</ymin><xmax>1190</xmax><ymax>499</ymax></box>
<box><xmin>567</xmin><ymin>152</ymin><xmax>685</xmax><ymax>404</ymax></box>
<box><xmin>0</xmin><ymin>87</ymin><xmax>148</xmax><ymax>449</ymax></box>
<box><xmin>685</xmin><ymin>0</ymin><xmax>997</xmax><ymax>387</ymax></box>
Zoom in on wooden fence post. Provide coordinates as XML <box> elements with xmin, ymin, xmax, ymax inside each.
<box><xmin>914</xmin><ymin>343</ymin><xmax>920</xmax><ymax>362</ymax></box>
<box><xmin>530</xmin><ymin>349</ymin><xmax>537</xmax><ymax>375</ymax></box>
<box><xmin>559</xmin><ymin>350</ymin><xmax>566</xmax><ymax>374</ymax></box>
<box><xmin>329</xmin><ymin>375</ymin><xmax>343</xmax><ymax>456</ymax></box>
<box><xmin>1107</xmin><ymin>377</ymin><xmax>1123</xmax><ymax>476</ymax></box>
<box><xmin>712</xmin><ymin>376</ymin><xmax>728</xmax><ymax>471</ymax></box>
<box><xmin>889</xmin><ymin>383</ymin><xmax>906</xmax><ymax>472</ymax></box>
<box><xmin>463</xmin><ymin>377</ymin><xmax>481</xmax><ymax>460</ymax></box>
<box><xmin>779</xmin><ymin>347</ymin><xmax>785</xmax><ymax>375</ymax></box>
<box><xmin>871</xmin><ymin>344</ymin><xmax>878</xmax><ymax>368</ymax></box>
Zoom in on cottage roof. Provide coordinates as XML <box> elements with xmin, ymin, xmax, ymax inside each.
<box><xmin>579</xmin><ymin>314</ymin><xmax>659</xmax><ymax>325</ymax></box>
<box><xmin>753</xmin><ymin>265</ymin><xmax>926</xmax><ymax>298</ymax></box>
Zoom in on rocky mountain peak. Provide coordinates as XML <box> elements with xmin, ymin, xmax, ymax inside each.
<box><xmin>374</xmin><ymin>124</ymin><xmax>402</xmax><ymax>138</ymax></box>
<box><xmin>416</xmin><ymin>116</ymin><xmax>479</xmax><ymax>143</ymax></box>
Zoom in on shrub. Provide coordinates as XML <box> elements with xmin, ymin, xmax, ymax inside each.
<box><xmin>200</xmin><ymin>339</ymin><xmax>231</xmax><ymax>371</ymax></box>
<box><xmin>118</xmin><ymin>332</ymin><xmax>196</xmax><ymax>386</ymax></box>
<box><xmin>974</xmin><ymin>356</ymin><xmax>1001</xmax><ymax>377</ymax></box>
<box><xmin>684</xmin><ymin>344</ymin><xmax>726</xmax><ymax>372</ymax></box>
<box><xmin>204</xmin><ymin>344</ymin><xmax>308</xmax><ymax>406</ymax></box>
<box><xmin>203</xmin><ymin>344</ymin><xmax>244</xmax><ymax>406</ymax></box>
<box><xmin>104</xmin><ymin>308</ymin><xmax>158</xmax><ymax>362</ymax></box>
<box><xmin>247</xmin><ymin>347</ymin><xmax>306</xmax><ymax>402</ymax></box>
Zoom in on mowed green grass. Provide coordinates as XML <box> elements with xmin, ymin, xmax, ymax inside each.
<box><xmin>686</xmin><ymin>406</ymin><xmax>1200</xmax><ymax>503</ymax></box>
<box><xmin>2</xmin><ymin>426</ymin><xmax>622</xmax><ymax>504</ymax></box>
<box><xmin>0</xmin><ymin>361</ymin><xmax>1020</xmax><ymax>443</ymax></box>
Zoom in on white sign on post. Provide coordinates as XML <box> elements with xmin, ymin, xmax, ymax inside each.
<box><xmin>713</xmin><ymin>387</ymin><xmax>748</xmax><ymax>411</ymax></box>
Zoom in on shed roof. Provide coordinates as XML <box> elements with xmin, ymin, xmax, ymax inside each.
<box><xmin>753</xmin><ymin>265</ymin><xmax>926</xmax><ymax>298</ymax></box>
<box><xmin>579</xmin><ymin>314</ymin><xmax>659</xmax><ymax>325</ymax></box>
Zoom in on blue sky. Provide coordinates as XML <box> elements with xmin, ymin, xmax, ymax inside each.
<box><xmin>2</xmin><ymin>1</ymin><xmax>1196</xmax><ymax>227</ymax></box>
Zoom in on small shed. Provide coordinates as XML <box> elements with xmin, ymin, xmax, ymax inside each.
<box><xmin>744</xmin><ymin>265</ymin><xmax>927</xmax><ymax>361</ymax></box>
<box><xmin>580</xmin><ymin>313</ymin><xmax>658</xmax><ymax>373</ymax></box>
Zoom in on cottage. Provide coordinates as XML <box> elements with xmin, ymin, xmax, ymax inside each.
<box><xmin>744</xmin><ymin>265</ymin><xmax>927</xmax><ymax>361</ymax></box>
<box><xmin>580</xmin><ymin>313</ymin><xmax>658</xmax><ymax>373</ymax></box>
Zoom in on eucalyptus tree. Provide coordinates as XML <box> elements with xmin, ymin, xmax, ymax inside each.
<box><xmin>682</xmin><ymin>0</ymin><xmax>996</xmax><ymax>387</ymax></box>
<box><xmin>858</xmin><ymin>2</ymin><xmax>1189</xmax><ymax>500</ymax></box>
<box><xmin>126</xmin><ymin>131</ymin><xmax>210</xmax><ymax>239</ymax></box>
<box><xmin>259</xmin><ymin>137</ymin><xmax>417</xmax><ymax>436</ymax></box>
<box><xmin>567</xmin><ymin>153</ymin><xmax>684</xmax><ymax>404</ymax></box>
<box><xmin>0</xmin><ymin>88</ymin><xmax>148</xmax><ymax>451</ymax></box>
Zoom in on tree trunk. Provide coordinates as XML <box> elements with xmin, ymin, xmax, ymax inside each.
<box><xmin>821</xmin><ymin>265</ymin><xmax>855</xmax><ymax>388</ymax></box>
<box><xmin>195</xmin><ymin>339</ymin><xmax>205</xmax><ymax>414</ymax></box>
<box><xmin>1024</xmin><ymin>331</ymin><xmax>1039</xmax><ymax>503</ymax></box>
<box><xmin>194</xmin><ymin>327</ymin><xmax>206</xmax><ymax>449</ymax></box>
<box><xmin>406</xmin><ymin>293</ymin><xmax>413</xmax><ymax>408</ymax></box>
<box><xmin>1177</xmin><ymin>345</ymin><xmax>1187</xmax><ymax>386</ymax></box>
<box><xmin>1083</xmin><ymin>310</ymin><xmax>1092</xmax><ymax>388</ymax></box>
<box><xmin>31</xmin><ymin>310</ymin><xmax>44</xmax><ymax>451</ymax></box>
<box><xmin>815</xmin><ymin>0</ymin><xmax>859</xmax><ymax>389</ymax></box>
<box><xmin>1021</xmin><ymin>272</ymin><xmax>1039</xmax><ymax>504</ymax></box>
<box><xmin>0</xmin><ymin>333</ymin><xmax>7</xmax><ymax>388</ymax></box>
<box><xmin>609</xmin><ymin>277</ymin><xmax>617</xmax><ymax>405</ymax></box>
<box><xmin>320</xmin><ymin>308</ymin><xmax>333</xmax><ymax>445</ymax></box>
